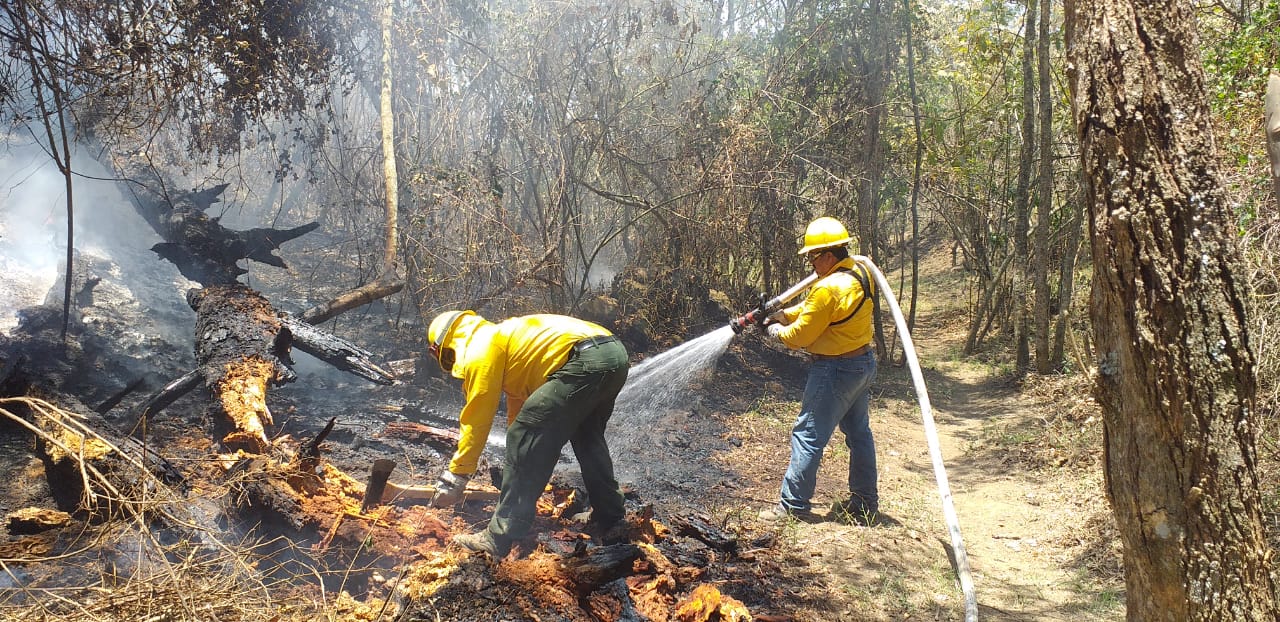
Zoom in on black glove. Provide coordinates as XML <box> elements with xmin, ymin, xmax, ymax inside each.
<box><xmin>431</xmin><ymin>471</ymin><xmax>471</xmax><ymax>507</ymax></box>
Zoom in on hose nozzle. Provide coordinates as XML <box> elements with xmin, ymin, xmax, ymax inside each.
<box><xmin>730</xmin><ymin>273</ymin><xmax>822</xmax><ymax>336</ymax></box>
<box><xmin>729</xmin><ymin>310</ymin><xmax>761</xmax><ymax>334</ymax></box>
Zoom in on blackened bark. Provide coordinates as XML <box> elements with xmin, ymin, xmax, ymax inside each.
<box><xmin>278</xmin><ymin>314</ymin><xmax>395</xmax><ymax>385</ymax></box>
<box><xmin>113</xmin><ymin>161</ymin><xmax>318</xmax><ymax>285</ymax></box>
<box><xmin>1064</xmin><ymin>0</ymin><xmax>1279</xmax><ymax>618</ymax></box>
<box><xmin>189</xmin><ymin>284</ymin><xmax>295</xmax><ymax>451</ymax></box>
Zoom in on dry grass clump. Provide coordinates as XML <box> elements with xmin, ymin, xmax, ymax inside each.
<box><xmin>0</xmin><ymin>397</ymin><xmax>365</xmax><ymax>622</ymax></box>
<box><xmin>982</xmin><ymin>372</ymin><xmax>1103</xmax><ymax>471</ymax></box>
<box><xmin>1242</xmin><ymin>208</ymin><xmax>1280</xmax><ymax>551</ymax></box>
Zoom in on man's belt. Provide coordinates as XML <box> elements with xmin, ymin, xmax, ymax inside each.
<box><xmin>573</xmin><ymin>335</ymin><xmax>619</xmax><ymax>354</ymax></box>
<box><xmin>810</xmin><ymin>343</ymin><xmax>873</xmax><ymax>360</ymax></box>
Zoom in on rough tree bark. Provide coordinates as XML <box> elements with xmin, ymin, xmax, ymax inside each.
<box><xmin>855</xmin><ymin>0</ymin><xmax>898</xmax><ymax>357</ymax></box>
<box><xmin>189</xmin><ymin>284</ymin><xmax>295</xmax><ymax>452</ymax></box>
<box><xmin>1064</xmin><ymin>0</ymin><xmax>1280</xmax><ymax>618</ymax></box>
<box><xmin>109</xmin><ymin>165</ymin><xmax>393</xmax><ymax>444</ymax></box>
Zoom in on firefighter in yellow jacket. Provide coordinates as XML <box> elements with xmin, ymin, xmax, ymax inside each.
<box><xmin>426</xmin><ymin>311</ymin><xmax>629</xmax><ymax>556</ymax></box>
<box><xmin>759</xmin><ymin>216</ymin><xmax>880</xmax><ymax>524</ymax></box>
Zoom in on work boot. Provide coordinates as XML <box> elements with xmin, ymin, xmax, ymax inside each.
<box><xmin>757</xmin><ymin>503</ymin><xmax>819</xmax><ymax>523</ymax></box>
<box><xmin>584</xmin><ymin>518</ymin><xmax>629</xmax><ymax>545</ymax></box>
<box><xmin>453</xmin><ymin>530</ymin><xmax>509</xmax><ymax>557</ymax></box>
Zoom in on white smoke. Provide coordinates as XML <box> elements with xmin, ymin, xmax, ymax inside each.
<box><xmin>0</xmin><ymin>140</ymin><xmax>65</xmax><ymax>332</ymax></box>
<box><xmin>0</xmin><ymin>134</ymin><xmax>194</xmax><ymax>336</ymax></box>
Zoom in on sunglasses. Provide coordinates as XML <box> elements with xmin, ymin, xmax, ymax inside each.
<box><xmin>806</xmin><ymin>249</ymin><xmax>830</xmax><ymax>261</ymax></box>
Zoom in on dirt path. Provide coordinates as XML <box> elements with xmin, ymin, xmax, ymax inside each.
<box><xmin>713</xmin><ymin>256</ymin><xmax>1124</xmax><ymax>621</ymax></box>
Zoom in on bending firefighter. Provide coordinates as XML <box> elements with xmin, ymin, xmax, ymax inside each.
<box><xmin>759</xmin><ymin>216</ymin><xmax>880</xmax><ymax>524</ymax></box>
<box><xmin>425</xmin><ymin>311</ymin><xmax>630</xmax><ymax>557</ymax></box>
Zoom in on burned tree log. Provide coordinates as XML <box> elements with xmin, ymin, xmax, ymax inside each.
<box><xmin>183</xmin><ymin>282</ymin><xmax>394</xmax><ymax>451</ymax></box>
<box><xmin>564</xmin><ymin>544</ymin><xmax>644</xmax><ymax>592</ymax></box>
<box><xmin>136</xmin><ymin>369</ymin><xmax>202</xmax><ymax>419</ymax></box>
<box><xmin>299</xmin><ymin>269</ymin><xmax>405</xmax><ymax>325</ymax></box>
<box><xmin>379</xmin><ymin>421</ymin><xmax>461</xmax><ymax>449</ymax></box>
<box><xmin>111</xmin><ymin>165</ymin><xmax>396</xmax><ymax>430</ymax></box>
<box><xmin>138</xmin><ymin>312</ymin><xmax>394</xmax><ymax>426</ymax></box>
<box><xmin>669</xmin><ymin>511</ymin><xmax>738</xmax><ymax>555</ymax></box>
<box><xmin>189</xmin><ymin>284</ymin><xmax>295</xmax><ymax>451</ymax></box>
<box><xmin>149</xmin><ymin>217</ymin><xmax>320</xmax><ymax>285</ymax></box>
<box><xmin>278</xmin><ymin>314</ymin><xmax>394</xmax><ymax>384</ymax></box>
<box><xmin>114</xmin><ymin>162</ymin><xmax>318</xmax><ymax>286</ymax></box>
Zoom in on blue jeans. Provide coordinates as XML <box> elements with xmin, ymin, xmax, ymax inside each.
<box><xmin>779</xmin><ymin>351</ymin><xmax>878</xmax><ymax>513</ymax></box>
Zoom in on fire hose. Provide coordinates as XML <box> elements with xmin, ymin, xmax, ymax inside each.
<box><xmin>731</xmin><ymin>256</ymin><xmax>979</xmax><ymax>622</ymax></box>
<box><xmin>728</xmin><ymin>272</ymin><xmax>821</xmax><ymax>333</ymax></box>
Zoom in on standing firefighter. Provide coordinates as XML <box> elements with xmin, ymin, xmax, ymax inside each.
<box><xmin>758</xmin><ymin>216</ymin><xmax>880</xmax><ymax>524</ymax></box>
<box><xmin>425</xmin><ymin>310</ymin><xmax>630</xmax><ymax>556</ymax></box>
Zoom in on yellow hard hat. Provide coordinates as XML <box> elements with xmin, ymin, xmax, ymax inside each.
<box><xmin>798</xmin><ymin>217</ymin><xmax>853</xmax><ymax>255</ymax></box>
<box><xmin>427</xmin><ymin>310</ymin><xmax>475</xmax><ymax>371</ymax></box>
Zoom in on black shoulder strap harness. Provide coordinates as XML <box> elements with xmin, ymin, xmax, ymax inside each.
<box><xmin>828</xmin><ymin>264</ymin><xmax>873</xmax><ymax>327</ymax></box>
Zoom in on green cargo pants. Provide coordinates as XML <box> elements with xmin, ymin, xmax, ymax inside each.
<box><xmin>485</xmin><ymin>337</ymin><xmax>629</xmax><ymax>548</ymax></box>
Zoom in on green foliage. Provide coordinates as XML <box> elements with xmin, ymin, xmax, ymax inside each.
<box><xmin>1204</xmin><ymin>2</ymin><xmax>1280</xmax><ymax>112</ymax></box>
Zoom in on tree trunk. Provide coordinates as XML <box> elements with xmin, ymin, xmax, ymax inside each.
<box><xmin>8</xmin><ymin>0</ymin><xmax>76</xmax><ymax>342</ymax></box>
<box><xmin>380</xmin><ymin>0</ymin><xmax>400</xmax><ymax>273</ymax></box>
<box><xmin>1265</xmin><ymin>72</ymin><xmax>1280</xmax><ymax>207</ymax></box>
<box><xmin>904</xmin><ymin>0</ymin><xmax>922</xmax><ymax>340</ymax></box>
<box><xmin>1064</xmin><ymin>0</ymin><xmax>1280</xmax><ymax>618</ymax></box>
<box><xmin>1012</xmin><ymin>0</ymin><xmax>1036</xmax><ymax>373</ymax></box>
<box><xmin>189</xmin><ymin>284</ymin><xmax>295</xmax><ymax>452</ymax></box>
<box><xmin>856</xmin><ymin>0</ymin><xmax>897</xmax><ymax>356</ymax></box>
<box><xmin>1051</xmin><ymin>178</ymin><xmax>1084</xmax><ymax>368</ymax></box>
<box><xmin>1031</xmin><ymin>0</ymin><xmax>1053</xmax><ymax>373</ymax></box>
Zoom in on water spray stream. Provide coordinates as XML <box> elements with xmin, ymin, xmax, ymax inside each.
<box><xmin>616</xmin><ymin>325</ymin><xmax>735</xmax><ymax>415</ymax></box>
<box><xmin>604</xmin><ymin>326</ymin><xmax>736</xmax><ymax>484</ymax></box>
<box><xmin>855</xmin><ymin>254</ymin><xmax>978</xmax><ymax>622</ymax></box>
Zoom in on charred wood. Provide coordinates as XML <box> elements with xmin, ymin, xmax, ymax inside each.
<box><xmin>564</xmin><ymin>543</ymin><xmax>643</xmax><ymax>594</ymax></box>
<box><xmin>585</xmin><ymin>577</ymin><xmax>648</xmax><ymax>622</ymax></box>
<box><xmin>225</xmin><ymin>456</ymin><xmax>306</xmax><ymax>532</ymax></box>
<box><xmin>298</xmin><ymin>416</ymin><xmax>337</xmax><ymax>470</ymax></box>
<box><xmin>150</xmin><ymin>202</ymin><xmax>319</xmax><ymax>285</ymax></box>
<box><xmin>279</xmin><ymin>313</ymin><xmax>395</xmax><ymax>385</ymax></box>
<box><xmin>4</xmin><ymin>396</ymin><xmax>186</xmax><ymax>520</ymax></box>
<box><xmin>94</xmin><ymin>376</ymin><xmax>147</xmax><ymax>414</ymax></box>
<box><xmin>189</xmin><ymin>284</ymin><xmax>295</xmax><ymax>451</ymax></box>
<box><xmin>669</xmin><ymin>511</ymin><xmax>738</xmax><ymax>555</ymax></box>
<box><xmin>188</xmin><ymin>182</ymin><xmax>231</xmax><ymax>211</ymax></box>
<box><xmin>136</xmin><ymin>369</ymin><xmax>202</xmax><ymax>419</ymax></box>
<box><xmin>135</xmin><ymin>310</ymin><xmax>395</xmax><ymax>424</ymax></box>
<box><xmin>379</xmin><ymin>421</ymin><xmax>461</xmax><ymax>449</ymax></box>
<box><xmin>151</xmin><ymin>241</ymin><xmax>245</xmax><ymax>284</ymax></box>
<box><xmin>114</xmin><ymin>164</ymin><xmax>317</xmax><ymax>286</ymax></box>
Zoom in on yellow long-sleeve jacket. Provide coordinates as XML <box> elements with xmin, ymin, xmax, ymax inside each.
<box><xmin>774</xmin><ymin>257</ymin><xmax>875</xmax><ymax>356</ymax></box>
<box><xmin>441</xmin><ymin>314</ymin><xmax>612</xmax><ymax>475</ymax></box>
